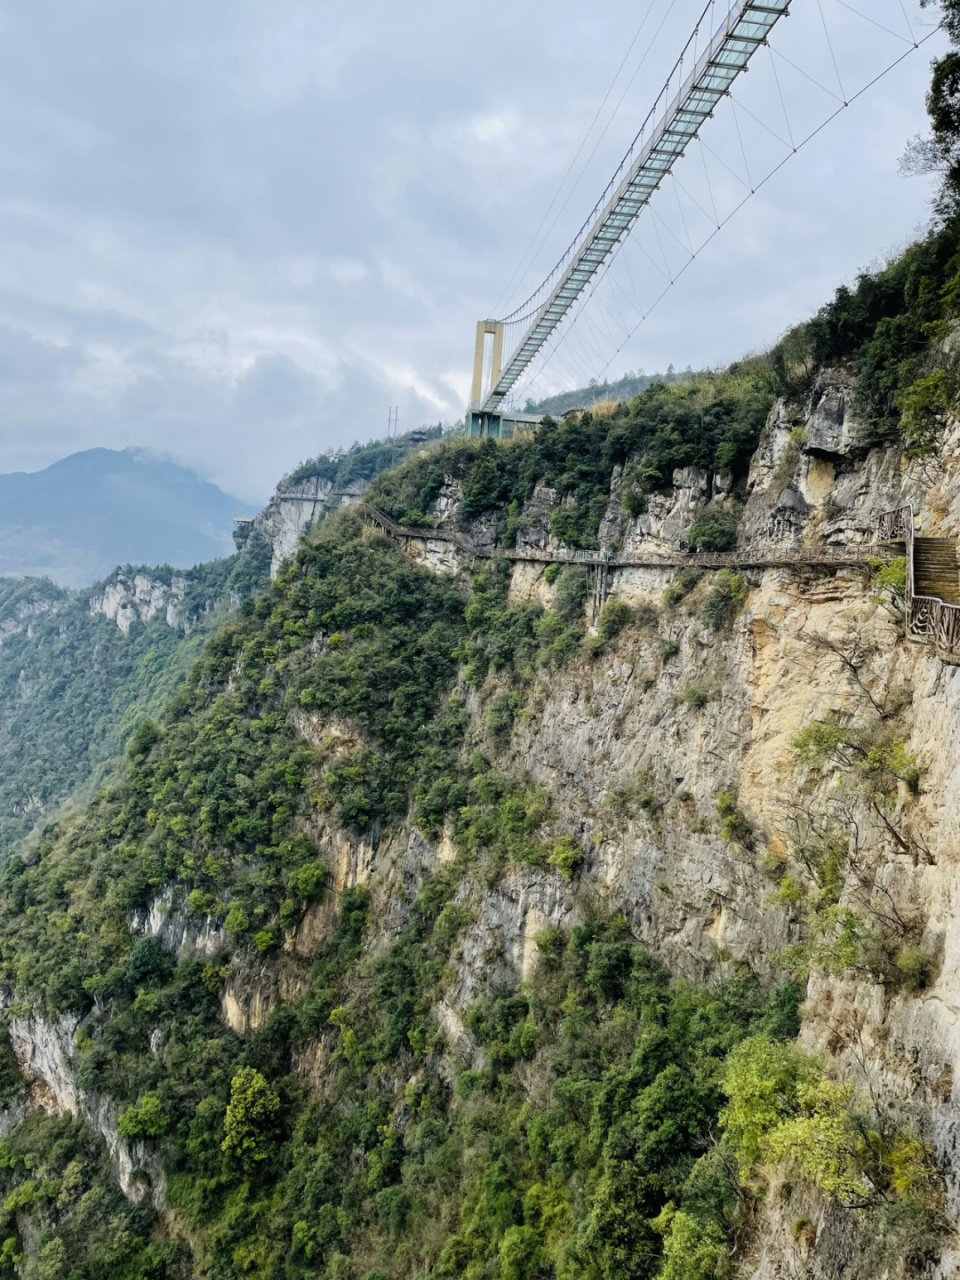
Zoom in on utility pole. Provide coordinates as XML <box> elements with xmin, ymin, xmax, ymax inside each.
<box><xmin>387</xmin><ymin>406</ymin><xmax>399</xmax><ymax>438</ymax></box>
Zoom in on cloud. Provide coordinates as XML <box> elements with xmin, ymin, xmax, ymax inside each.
<box><xmin>0</xmin><ymin>0</ymin><xmax>945</xmax><ymax>498</ymax></box>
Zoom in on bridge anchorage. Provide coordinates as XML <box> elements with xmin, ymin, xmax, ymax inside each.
<box><xmin>466</xmin><ymin>0</ymin><xmax>792</xmax><ymax>440</ymax></box>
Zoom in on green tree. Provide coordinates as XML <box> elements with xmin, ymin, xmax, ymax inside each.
<box><xmin>221</xmin><ymin>1067</ymin><xmax>281</xmax><ymax>1172</ymax></box>
<box><xmin>117</xmin><ymin>1093</ymin><xmax>169</xmax><ymax>1140</ymax></box>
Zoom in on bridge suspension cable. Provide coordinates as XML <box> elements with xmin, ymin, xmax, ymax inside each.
<box><xmin>519</xmin><ymin>16</ymin><xmax>939</xmax><ymax>402</ymax></box>
<box><xmin>468</xmin><ymin>0</ymin><xmax>791</xmax><ymax>433</ymax></box>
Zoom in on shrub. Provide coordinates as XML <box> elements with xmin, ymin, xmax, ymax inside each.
<box><xmin>127</xmin><ymin>936</ymin><xmax>167</xmax><ymax>987</ymax></box>
<box><xmin>375</xmin><ymin>1185</ymin><xmax>412</xmax><ymax>1236</ymax></box>
<box><xmin>683</xmin><ymin>686</ymin><xmax>710</xmax><ymax>710</ymax></box>
<box><xmin>621</xmin><ymin>485</ymin><xmax>648</xmax><ymax>517</ymax></box>
<box><xmin>652</xmin><ymin>1205</ymin><xmax>728</xmax><ymax>1280</ymax></box>
<box><xmin>597</xmin><ymin>599</ymin><xmax>632</xmax><ymax>642</ymax></box>
<box><xmin>187</xmin><ymin>889</ymin><xmax>216</xmax><ymax>916</ymax></box>
<box><xmin>554</xmin><ymin>566</ymin><xmax>590</xmax><ymax>623</ymax></box>
<box><xmin>792</xmin><ymin>718</ymin><xmax>920</xmax><ymax>794</ymax></box>
<box><xmin>896</xmin><ymin>368</ymin><xmax>959</xmax><ymax>458</ymax></box>
<box><xmin>288</xmin><ymin>862</ymin><xmax>327</xmax><ymax>901</ymax></box>
<box><xmin>895</xmin><ymin>946</ymin><xmax>936</xmax><ymax>993</ymax></box>
<box><xmin>660</xmin><ymin>637</ymin><xmax>680</xmax><ymax>661</ymax></box>
<box><xmin>499</xmin><ymin>1225</ymin><xmax>541</xmax><ymax>1280</ymax></box>
<box><xmin>702</xmin><ymin>570</ymin><xmax>747</xmax><ymax>631</ymax></box>
<box><xmin>543</xmin><ymin>563</ymin><xmax>561</xmax><ymax>585</ymax></box>
<box><xmin>634</xmin><ymin>601</ymin><xmax>659</xmax><ymax>629</ymax></box>
<box><xmin>688</xmin><ymin>500</ymin><xmax>741</xmax><ymax>552</ymax></box>
<box><xmin>665</xmin><ymin>567</ymin><xmax>703</xmax><ymax>606</ymax></box>
<box><xmin>548</xmin><ymin>836</ymin><xmax>583</xmax><ymax>881</ymax></box>
<box><xmin>716</xmin><ymin>791</ymin><xmax>753</xmax><ymax>846</ymax></box>
<box><xmin>870</xmin><ymin>556</ymin><xmax>907</xmax><ymax>618</ymax></box>
<box><xmin>224</xmin><ymin>903</ymin><xmax>250</xmax><ymax>936</ymax></box>
<box><xmin>118</xmin><ymin>1093</ymin><xmax>169</xmax><ymax>1140</ymax></box>
<box><xmin>487</xmin><ymin>692</ymin><xmax>523</xmax><ymax>745</ymax></box>
<box><xmin>602</xmin><ymin>773</ymin><xmax>660</xmax><ymax>820</ymax></box>
<box><xmin>550</xmin><ymin>503</ymin><xmax>598</xmax><ymax>549</ymax></box>
<box><xmin>221</xmin><ymin>1067</ymin><xmax>281</xmax><ymax>1171</ymax></box>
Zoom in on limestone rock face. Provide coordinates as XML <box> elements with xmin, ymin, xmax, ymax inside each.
<box><xmin>89</xmin><ymin>571</ymin><xmax>190</xmax><ymax>635</ymax></box>
<box><xmin>0</xmin><ymin>594</ymin><xmax>63</xmax><ymax>646</ymax></box>
<box><xmin>0</xmin><ymin>998</ymin><xmax>164</xmax><ymax>1208</ymax></box>
<box><xmin>11</xmin><ymin>378</ymin><xmax>960</xmax><ymax>1273</ymax></box>
<box><xmin>250</xmin><ymin>472</ymin><xmax>372</xmax><ymax>579</ymax></box>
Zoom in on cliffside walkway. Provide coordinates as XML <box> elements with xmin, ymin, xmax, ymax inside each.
<box><xmin>879</xmin><ymin>507</ymin><xmax>960</xmax><ymax>661</ymax></box>
<box><xmin>361</xmin><ymin>503</ymin><xmax>889</xmax><ymax>572</ymax></box>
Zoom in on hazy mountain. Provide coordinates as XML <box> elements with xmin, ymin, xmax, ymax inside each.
<box><xmin>0</xmin><ymin>448</ymin><xmax>243</xmax><ymax>586</ymax></box>
<box><xmin>524</xmin><ymin>366</ymin><xmax>693</xmax><ymax>417</ymax></box>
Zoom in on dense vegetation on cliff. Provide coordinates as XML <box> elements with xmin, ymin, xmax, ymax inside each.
<box><xmin>287</xmin><ymin>427</ymin><xmax>445</xmax><ymax>489</ymax></box>
<box><xmin>373</xmin><ymin>371</ymin><xmax>774</xmax><ymax>549</ymax></box>
<box><xmin>0</xmin><ymin>563</ymin><xmax>239</xmax><ymax>858</ymax></box>
<box><xmin>0</xmin><ymin>428</ymin><xmax>429</xmax><ymax>860</ymax></box>
<box><xmin>0</xmin><ymin>514</ymin><xmax>781</xmax><ymax>1279</ymax></box>
<box><xmin>1</xmin><ymin>10</ymin><xmax>960</xmax><ymax>1278</ymax></box>
<box><xmin>0</xmin><ymin>508</ymin><xmax>945</xmax><ymax>1279</ymax></box>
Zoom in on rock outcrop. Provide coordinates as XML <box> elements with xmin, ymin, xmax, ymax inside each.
<box><xmin>248</xmin><ymin>472</ymin><xmax>372</xmax><ymax>579</ymax></box>
<box><xmin>10</xmin><ymin>377</ymin><xmax>960</xmax><ymax>1274</ymax></box>
<box><xmin>89</xmin><ymin>571</ymin><xmax>193</xmax><ymax>635</ymax></box>
<box><xmin>0</xmin><ymin>999</ymin><xmax>165</xmax><ymax>1208</ymax></box>
<box><xmin>0</xmin><ymin>591</ymin><xmax>64</xmax><ymax>647</ymax></box>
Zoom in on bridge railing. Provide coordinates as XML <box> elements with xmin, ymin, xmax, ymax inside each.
<box><xmin>877</xmin><ymin>506</ymin><xmax>914</xmax><ymax>543</ymax></box>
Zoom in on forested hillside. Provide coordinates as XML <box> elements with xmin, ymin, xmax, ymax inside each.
<box><xmin>0</xmin><ymin>211</ymin><xmax>958</xmax><ymax>1269</ymax></box>
<box><xmin>1</xmin><ymin>8</ymin><xmax>960</xmax><ymax>1280</ymax></box>
<box><xmin>0</xmin><ymin>562</ymin><xmax>238</xmax><ymax>856</ymax></box>
<box><xmin>0</xmin><ymin>430</ymin><xmax>443</xmax><ymax>858</ymax></box>
<box><xmin>523</xmin><ymin>367</ymin><xmax>693</xmax><ymax>417</ymax></box>
<box><xmin>0</xmin><ymin>512</ymin><xmax>813</xmax><ymax>1280</ymax></box>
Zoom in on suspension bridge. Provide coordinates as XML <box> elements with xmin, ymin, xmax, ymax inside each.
<box><xmin>465</xmin><ymin>0</ymin><xmax>939</xmax><ymax>437</ymax></box>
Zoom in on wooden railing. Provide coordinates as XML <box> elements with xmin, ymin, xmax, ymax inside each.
<box><xmin>878</xmin><ymin>504</ymin><xmax>960</xmax><ymax>660</ymax></box>
<box><xmin>366</xmin><ymin>499</ymin><xmax>960</xmax><ymax>658</ymax></box>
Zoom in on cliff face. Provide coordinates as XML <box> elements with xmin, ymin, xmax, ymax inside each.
<box><xmin>5</xmin><ymin>377</ymin><xmax>960</xmax><ymax>1276</ymax></box>
<box><xmin>277</xmin><ymin>380</ymin><xmax>960</xmax><ymax>1272</ymax></box>
<box><xmin>89</xmin><ymin>570</ymin><xmax>194</xmax><ymax>635</ymax></box>
<box><xmin>0</xmin><ymin>998</ymin><xmax>165</xmax><ymax>1208</ymax></box>
<box><xmin>0</xmin><ymin>589</ymin><xmax>65</xmax><ymax>646</ymax></box>
<box><xmin>248</xmin><ymin>471</ymin><xmax>372</xmax><ymax>579</ymax></box>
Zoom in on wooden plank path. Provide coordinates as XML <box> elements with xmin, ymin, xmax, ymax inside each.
<box><xmin>879</xmin><ymin>506</ymin><xmax>960</xmax><ymax>661</ymax></box>
<box><xmin>360</xmin><ymin>504</ymin><xmax>889</xmax><ymax>573</ymax></box>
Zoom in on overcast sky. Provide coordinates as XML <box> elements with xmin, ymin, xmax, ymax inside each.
<box><xmin>0</xmin><ymin>0</ymin><xmax>948</xmax><ymax>502</ymax></box>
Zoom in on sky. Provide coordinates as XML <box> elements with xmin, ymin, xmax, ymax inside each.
<box><xmin>0</xmin><ymin>0</ymin><xmax>949</xmax><ymax>503</ymax></box>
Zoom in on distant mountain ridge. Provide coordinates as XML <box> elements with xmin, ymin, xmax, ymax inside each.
<box><xmin>0</xmin><ymin>447</ymin><xmax>242</xmax><ymax>587</ymax></box>
<box><xmin>524</xmin><ymin>366</ymin><xmax>693</xmax><ymax>417</ymax></box>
